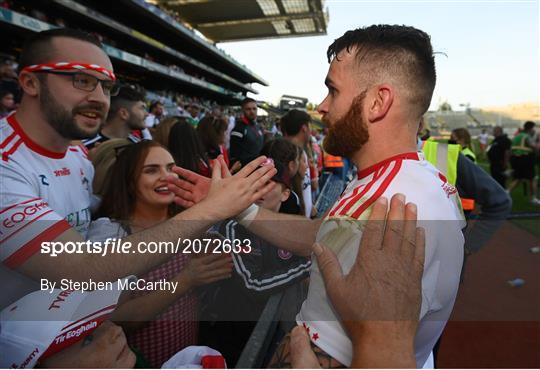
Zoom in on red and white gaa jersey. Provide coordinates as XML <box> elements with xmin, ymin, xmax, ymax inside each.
<box><xmin>0</xmin><ymin>113</ymin><xmax>94</xmax><ymax>269</ymax></box>
<box><xmin>297</xmin><ymin>152</ymin><xmax>466</xmax><ymax>367</ymax></box>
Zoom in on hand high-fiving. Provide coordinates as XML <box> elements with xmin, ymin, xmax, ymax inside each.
<box><xmin>168</xmin><ymin>155</ymin><xmax>277</xmax><ymax>220</ymax></box>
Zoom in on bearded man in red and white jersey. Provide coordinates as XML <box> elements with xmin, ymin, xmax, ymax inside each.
<box><xmin>0</xmin><ymin>28</ymin><xmax>277</xmax><ymax>308</ymax></box>
<box><xmin>170</xmin><ymin>25</ymin><xmax>465</xmax><ymax>368</ymax></box>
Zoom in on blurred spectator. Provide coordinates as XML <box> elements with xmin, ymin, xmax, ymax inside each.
<box><xmin>450</xmin><ymin>127</ymin><xmax>476</xmax><ymax>162</ymax></box>
<box><xmin>261</xmin><ymin>138</ymin><xmax>305</xmax><ymax>216</ymax></box>
<box><xmin>197</xmin><ymin>115</ymin><xmax>234</xmax><ymax>168</ymax></box>
<box><xmin>478</xmin><ymin>128</ymin><xmax>489</xmax><ymax>157</ymax></box>
<box><xmin>91</xmin><ymin>138</ymin><xmax>133</xmax><ymax>197</ymax></box>
<box><xmin>145</xmin><ymin>100</ymin><xmax>164</xmax><ymax>128</ymax></box>
<box><xmin>0</xmin><ymin>57</ymin><xmax>20</xmax><ymax>102</ymax></box>
<box><xmin>83</xmin><ymin>86</ymin><xmax>149</xmax><ymax>152</ymax></box>
<box><xmin>198</xmin><ymin>160</ymin><xmax>310</xmax><ymax>366</ymax></box>
<box><xmin>151</xmin><ymin>115</ymin><xmax>177</xmax><ymax>146</ymax></box>
<box><xmin>311</xmin><ymin>135</ymin><xmax>323</xmax><ymax>179</ymax></box>
<box><xmin>0</xmin><ymin>89</ymin><xmax>15</xmax><ymax>118</ymax></box>
<box><xmin>507</xmin><ymin>121</ymin><xmax>540</xmax><ymax>205</ymax></box>
<box><xmin>280</xmin><ymin>109</ymin><xmax>314</xmax><ymax>218</ymax></box>
<box><xmin>224</xmin><ymin>108</ymin><xmax>237</xmax><ymax>150</ymax></box>
<box><xmin>230</xmin><ymin>97</ymin><xmax>264</xmax><ymax>166</ymax></box>
<box><xmin>187</xmin><ymin>102</ymin><xmax>201</xmax><ymax>127</ymax></box>
<box><xmin>487</xmin><ymin>126</ymin><xmax>512</xmax><ymax>188</ymax></box>
<box><xmin>167</xmin><ymin>117</ymin><xmax>211</xmax><ymax>177</ymax></box>
<box><xmin>91</xmin><ymin>141</ymin><xmax>232</xmax><ymax>367</ymax></box>
<box><xmin>294</xmin><ymin>148</ymin><xmax>310</xmax><ymax>216</ymax></box>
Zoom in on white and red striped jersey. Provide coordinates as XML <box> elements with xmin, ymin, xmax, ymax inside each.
<box><xmin>0</xmin><ymin>113</ymin><xmax>94</xmax><ymax>269</ymax></box>
<box><xmin>297</xmin><ymin>152</ymin><xmax>465</xmax><ymax>367</ymax></box>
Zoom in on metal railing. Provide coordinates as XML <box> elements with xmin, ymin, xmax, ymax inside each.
<box><xmin>235</xmin><ymin>283</ymin><xmax>307</xmax><ymax>368</ymax></box>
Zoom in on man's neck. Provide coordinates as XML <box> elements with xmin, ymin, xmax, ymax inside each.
<box><xmin>351</xmin><ymin>136</ymin><xmax>417</xmax><ymax>172</ymax></box>
<box><xmin>15</xmin><ymin>103</ymin><xmax>71</xmax><ymax>152</ymax></box>
<box><xmin>101</xmin><ymin>118</ymin><xmax>130</xmax><ymax>139</ymax></box>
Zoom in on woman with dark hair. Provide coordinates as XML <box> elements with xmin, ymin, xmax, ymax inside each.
<box><xmin>0</xmin><ymin>89</ymin><xmax>15</xmax><ymax>119</ymax></box>
<box><xmin>89</xmin><ymin>140</ymin><xmax>232</xmax><ymax>367</ymax></box>
<box><xmin>261</xmin><ymin>138</ymin><xmax>306</xmax><ymax>216</ymax></box>
<box><xmin>167</xmin><ymin>118</ymin><xmax>212</xmax><ymax>177</ymax></box>
<box><xmin>197</xmin><ymin>115</ymin><xmax>229</xmax><ymax>164</ymax></box>
<box><xmin>450</xmin><ymin>127</ymin><xmax>476</xmax><ymax>162</ymax></box>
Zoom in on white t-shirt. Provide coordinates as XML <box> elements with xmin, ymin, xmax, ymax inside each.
<box><xmin>297</xmin><ymin>152</ymin><xmax>465</xmax><ymax>367</ymax></box>
<box><xmin>301</xmin><ymin>151</ymin><xmax>313</xmax><ymax>218</ymax></box>
<box><xmin>224</xmin><ymin>115</ymin><xmax>236</xmax><ymax>150</ymax></box>
<box><xmin>0</xmin><ymin>113</ymin><xmax>94</xmax><ymax>269</ymax></box>
<box><xmin>144</xmin><ymin>114</ymin><xmax>159</xmax><ymax>128</ymax></box>
<box><xmin>478</xmin><ymin>133</ymin><xmax>489</xmax><ymax>145</ymax></box>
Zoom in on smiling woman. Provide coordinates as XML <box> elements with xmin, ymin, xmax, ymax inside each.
<box><xmin>87</xmin><ymin>140</ymin><xmax>233</xmax><ymax>367</ymax></box>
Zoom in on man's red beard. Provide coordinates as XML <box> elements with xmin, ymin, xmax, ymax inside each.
<box><xmin>323</xmin><ymin>91</ymin><xmax>369</xmax><ymax>158</ymax></box>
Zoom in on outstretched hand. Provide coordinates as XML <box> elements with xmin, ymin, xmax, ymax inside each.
<box><xmin>167</xmin><ymin>163</ymin><xmax>214</xmax><ymax>208</ymax></box>
<box><xmin>170</xmin><ymin>155</ymin><xmax>277</xmax><ymax>220</ymax></box>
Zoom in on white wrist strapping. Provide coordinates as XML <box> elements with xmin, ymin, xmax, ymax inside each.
<box><xmin>236</xmin><ymin>204</ymin><xmax>260</xmax><ymax>227</ymax></box>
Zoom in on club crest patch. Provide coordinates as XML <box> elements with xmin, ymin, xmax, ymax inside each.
<box><xmin>278</xmin><ymin>249</ymin><xmax>292</xmax><ymax>260</ymax></box>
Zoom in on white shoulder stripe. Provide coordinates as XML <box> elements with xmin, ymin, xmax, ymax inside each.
<box><xmin>226</xmin><ymin>220</ymin><xmax>311</xmax><ymax>291</ymax></box>
<box><xmin>233</xmin><ymin>252</ymin><xmax>311</xmax><ymax>291</ymax></box>
<box><xmin>332</xmin><ymin>160</ymin><xmax>399</xmax><ymax>217</ymax></box>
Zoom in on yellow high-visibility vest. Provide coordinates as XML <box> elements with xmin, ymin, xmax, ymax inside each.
<box><xmin>422</xmin><ymin>141</ymin><xmax>459</xmax><ymax>185</ymax></box>
<box><xmin>422</xmin><ymin>141</ymin><xmax>475</xmax><ymax>212</ymax></box>
<box><xmin>461</xmin><ymin>147</ymin><xmax>477</xmax><ymax>162</ymax></box>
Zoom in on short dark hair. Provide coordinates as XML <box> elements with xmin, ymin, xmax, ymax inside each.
<box><xmin>19</xmin><ymin>28</ymin><xmax>103</xmax><ymax>72</ymax></box>
<box><xmin>241</xmin><ymin>97</ymin><xmax>256</xmax><ymax>108</ymax></box>
<box><xmin>327</xmin><ymin>24</ymin><xmax>436</xmax><ymax>118</ymax></box>
<box><xmin>108</xmin><ymin>85</ymin><xmax>145</xmax><ymax>118</ymax></box>
<box><xmin>280</xmin><ymin>109</ymin><xmax>311</xmax><ymax>136</ymax></box>
<box><xmin>524</xmin><ymin>121</ymin><xmax>536</xmax><ymax>131</ymax></box>
<box><xmin>197</xmin><ymin>115</ymin><xmax>228</xmax><ymax>150</ymax></box>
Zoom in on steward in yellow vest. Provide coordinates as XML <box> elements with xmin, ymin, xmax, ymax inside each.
<box><xmin>419</xmin><ymin>139</ymin><xmax>511</xmax><ymax>255</ymax></box>
<box><xmin>422</xmin><ymin>141</ymin><xmax>475</xmax><ymax>212</ymax></box>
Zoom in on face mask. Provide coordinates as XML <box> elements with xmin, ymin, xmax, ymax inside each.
<box><xmin>448</xmin><ymin>139</ymin><xmax>457</xmax><ymax>145</ymax></box>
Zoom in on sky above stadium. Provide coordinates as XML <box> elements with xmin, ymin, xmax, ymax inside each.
<box><xmin>218</xmin><ymin>0</ymin><xmax>539</xmax><ymax>111</ymax></box>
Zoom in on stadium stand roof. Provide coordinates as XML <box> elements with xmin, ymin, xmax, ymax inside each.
<box><xmin>152</xmin><ymin>0</ymin><xmax>328</xmax><ymax>43</ymax></box>
<box><xmin>45</xmin><ymin>0</ymin><xmax>258</xmax><ymax>94</ymax></box>
<box><xmin>0</xmin><ymin>0</ymin><xmax>269</xmax><ymax>104</ymax></box>
<box><xmin>81</xmin><ymin>0</ymin><xmax>269</xmax><ymax>86</ymax></box>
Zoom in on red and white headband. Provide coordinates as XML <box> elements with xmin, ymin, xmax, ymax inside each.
<box><xmin>22</xmin><ymin>61</ymin><xmax>116</xmax><ymax>80</ymax></box>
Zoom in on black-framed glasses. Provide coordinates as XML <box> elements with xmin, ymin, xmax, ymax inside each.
<box><xmin>33</xmin><ymin>70</ymin><xmax>120</xmax><ymax>96</ymax></box>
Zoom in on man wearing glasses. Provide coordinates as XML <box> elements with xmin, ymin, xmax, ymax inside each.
<box><xmin>0</xmin><ymin>28</ymin><xmax>278</xmax><ymax>308</ymax></box>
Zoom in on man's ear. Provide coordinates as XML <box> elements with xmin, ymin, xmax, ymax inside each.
<box><xmin>118</xmin><ymin>107</ymin><xmax>130</xmax><ymax>121</ymax></box>
<box><xmin>281</xmin><ymin>188</ymin><xmax>291</xmax><ymax>203</ymax></box>
<box><xmin>366</xmin><ymin>84</ymin><xmax>394</xmax><ymax>123</ymax></box>
<box><xmin>18</xmin><ymin>72</ymin><xmax>40</xmax><ymax>97</ymax></box>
